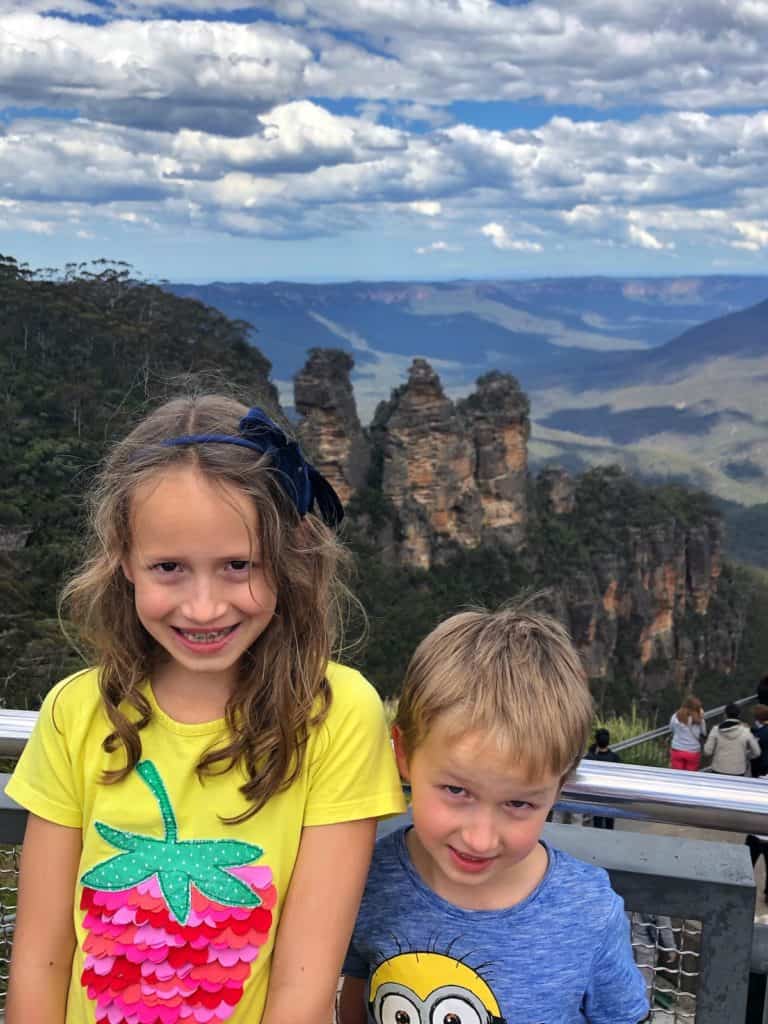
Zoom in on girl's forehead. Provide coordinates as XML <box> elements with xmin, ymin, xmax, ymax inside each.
<box><xmin>129</xmin><ymin>466</ymin><xmax>259</xmax><ymax>543</ymax></box>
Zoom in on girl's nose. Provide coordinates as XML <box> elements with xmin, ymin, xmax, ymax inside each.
<box><xmin>181</xmin><ymin>579</ymin><xmax>228</xmax><ymax>624</ymax></box>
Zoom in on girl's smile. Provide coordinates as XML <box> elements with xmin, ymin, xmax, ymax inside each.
<box><xmin>121</xmin><ymin>465</ymin><xmax>278</xmax><ymax>699</ymax></box>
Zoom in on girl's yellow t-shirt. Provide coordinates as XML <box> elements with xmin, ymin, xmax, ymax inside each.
<box><xmin>6</xmin><ymin>663</ymin><xmax>405</xmax><ymax>1024</ymax></box>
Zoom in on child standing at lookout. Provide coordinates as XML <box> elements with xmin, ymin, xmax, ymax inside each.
<box><xmin>5</xmin><ymin>395</ymin><xmax>405</xmax><ymax>1024</ymax></box>
<box><xmin>340</xmin><ymin>605</ymin><xmax>649</xmax><ymax>1024</ymax></box>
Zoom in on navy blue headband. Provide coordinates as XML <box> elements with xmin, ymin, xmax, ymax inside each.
<box><xmin>161</xmin><ymin>406</ymin><xmax>344</xmax><ymax>528</ymax></box>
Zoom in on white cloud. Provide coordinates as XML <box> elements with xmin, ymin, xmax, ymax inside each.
<box><xmin>627</xmin><ymin>223</ymin><xmax>675</xmax><ymax>250</ymax></box>
<box><xmin>409</xmin><ymin>200</ymin><xmax>442</xmax><ymax>216</ymax></box>
<box><xmin>415</xmin><ymin>240</ymin><xmax>461</xmax><ymax>254</ymax></box>
<box><xmin>481</xmin><ymin>222</ymin><xmax>543</xmax><ymax>252</ymax></box>
<box><xmin>732</xmin><ymin>220</ymin><xmax>768</xmax><ymax>250</ymax></box>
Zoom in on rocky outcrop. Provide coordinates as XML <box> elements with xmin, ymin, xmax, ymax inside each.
<box><xmin>537</xmin><ymin>466</ymin><xmax>575</xmax><ymax>516</ymax></box>
<box><xmin>294</xmin><ymin>348</ymin><xmax>369</xmax><ymax>505</ymax></box>
<box><xmin>458</xmin><ymin>371</ymin><xmax>530</xmax><ymax>549</ymax></box>
<box><xmin>370</xmin><ymin>361</ymin><xmax>530</xmax><ymax>568</ymax></box>
<box><xmin>546</xmin><ymin>489</ymin><xmax>735</xmax><ymax>692</ymax></box>
<box><xmin>371</xmin><ymin>360</ymin><xmax>482</xmax><ymax>568</ymax></box>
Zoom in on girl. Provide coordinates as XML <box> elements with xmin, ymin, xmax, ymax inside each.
<box><xmin>669</xmin><ymin>695</ymin><xmax>706</xmax><ymax>771</ymax></box>
<box><xmin>5</xmin><ymin>395</ymin><xmax>405</xmax><ymax>1024</ymax></box>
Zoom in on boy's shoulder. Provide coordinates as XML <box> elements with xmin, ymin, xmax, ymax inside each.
<box><xmin>544</xmin><ymin>843</ymin><xmax>617</xmax><ymax>906</ymax></box>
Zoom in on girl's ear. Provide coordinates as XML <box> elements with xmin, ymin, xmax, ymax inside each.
<box><xmin>391</xmin><ymin>725</ymin><xmax>411</xmax><ymax>783</ymax></box>
<box><xmin>121</xmin><ymin>558</ymin><xmax>135</xmax><ymax>584</ymax></box>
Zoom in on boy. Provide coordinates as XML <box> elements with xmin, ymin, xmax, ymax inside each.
<box><xmin>340</xmin><ymin>605</ymin><xmax>649</xmax><ymax>1024</ymax></box>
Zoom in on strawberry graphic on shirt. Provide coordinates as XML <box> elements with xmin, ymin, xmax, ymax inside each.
<box><xmin>80</xmin><ymin>760</ymin><xmax>276</xmax><ymax>1024</ymax></box>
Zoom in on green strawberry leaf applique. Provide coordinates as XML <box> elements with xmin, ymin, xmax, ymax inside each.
<box><xmin>81</xmin><ymin>759</ymin><xmax>264</xmax><ymax>924</ymax></box>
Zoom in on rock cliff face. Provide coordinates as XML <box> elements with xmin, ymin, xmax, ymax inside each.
<box><xmin>294</xmin><ymin>348</ymin><xmax>369</xmax><ymax>505</ymax></box>
<box><xmin>371</xmin><ymin>359</ymin><xmax>483</xmax><ymax>568</ymax></box>
<box><xmin>293</xmin><ymin>349</ymin><xmax>743</xmax><ymax>692</ymax></box>
<box><xmin>540</xmin><ymin>478</ymin><xmax>737</xmax><ymax>691</ymax></box>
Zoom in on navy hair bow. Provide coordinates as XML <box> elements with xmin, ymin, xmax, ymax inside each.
<box><xmin>161</xmin><ymin>406</ymin><xmax>344</xmax><ymax>527</ymax></box>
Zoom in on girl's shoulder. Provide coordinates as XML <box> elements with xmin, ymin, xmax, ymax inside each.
<box><xmin>324</xmin><ymin>662</ymin><xmax>384</xmax><ymax>716</ymax></box>
<box><xmin>37</xmin><ymin>666</ymin><xmax>106</xmax><ymax>732</ymax></box>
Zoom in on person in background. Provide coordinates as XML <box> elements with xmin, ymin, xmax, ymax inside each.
<box><xmin>669</xmin><ymin>695</ymin><xmax>706</xmax><ymax>771</ymax></box>
<box><xmin>704</xmin><ymin>703</ymin><xmax>760</xmax><ymax>776</ymax></box>
<box><xmin>757</xmin><ymin>675</ymin><xmax>768</xmax><ymax>707</ymax></box>
<box><xmin>586</xmin><ymin>728</ymin><xmax>622</xmax><ymax>829</ymax></box>
<box><xmin>745</xmin><ymin>833</ymin><xmax>768</xmax><ymax>905</ymax></box>
<box><xmin>750</xmin><ymin>705</ymin><xmax>768</xmax><ymax>778</ymax></box>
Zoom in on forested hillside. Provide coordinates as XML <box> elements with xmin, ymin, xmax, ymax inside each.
<box><xmin>0</xmin><ymin>256</ymin><xmax>276</xmax><ymax>707</ymax></box>
<box><xmin>1</xmin><ymin>257</ymin><xmax>764</xmax><ymax>717</ymax></box>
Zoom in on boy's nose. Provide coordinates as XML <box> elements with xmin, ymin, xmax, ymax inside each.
<box><xmin>461</xmin><ymin>812</ymin><xmax>499</xmax><ymax>855</ymax></box>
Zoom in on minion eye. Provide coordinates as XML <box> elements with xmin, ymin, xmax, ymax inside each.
<box><xmin>431</xmin><ymin>996</ymin><xmax>484</xmax><ymax>1024</ymax></box>
<box><xmin>379</xmin><ymin>993</ymin><xmax>420</xmax><ymax>1024</ymax></box>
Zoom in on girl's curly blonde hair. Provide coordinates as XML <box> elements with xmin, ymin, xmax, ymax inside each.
<box><xmin>60</xmin><ymin>393</ymin><xmax>354</xmax><ymax>821</ymax></box>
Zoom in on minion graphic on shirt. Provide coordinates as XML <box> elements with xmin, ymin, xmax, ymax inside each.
<box><xmin>368</xmin><ymin>952</ymin><xmax>506</xmax><ymax>1024</ymax></box>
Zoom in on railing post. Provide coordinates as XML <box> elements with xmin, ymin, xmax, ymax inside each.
<box><xmin>544</xmin><ymin>823</ymin><xmax>756</xmax><ymax>1024</ymax></box>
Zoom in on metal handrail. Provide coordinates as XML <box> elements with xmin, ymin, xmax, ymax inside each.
<box><xmin>611</xmin><ymin>694</ymin><xmax>758</xmax><ymax>753</ymax></box>
<box><xmin>0</xmin><ymin>710</ymin><xmax>38</xmax><ymax>757</ymax></box>
<box><xmin>558</xmin><ymin>758</ymin><xmax>768</xmax><ymax>834</ymax></box>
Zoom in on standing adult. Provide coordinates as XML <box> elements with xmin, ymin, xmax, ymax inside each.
<box><xmin>669</xmin><ymin>695</ymin><xmax>706</xmax><ymax>771</ymax></box>
<box><xmin>750</xmin><ymin>705</ymin><xmax>768</xmax><ymax>778</ymax></box>
<box><xmin>704</xmin><ymin>703</ymin><xmax>761</xmax><ymax>776</ymax></box>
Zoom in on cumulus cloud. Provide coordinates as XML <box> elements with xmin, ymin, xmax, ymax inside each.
<box><xmin>627</xmin><ymin>224</ymin><xmax>675</xmax><ymax>251</ymax></box>
<box><xmin>0</xmin><ymin>13</ymin><xmax>316</xmax><ymax>133</ymax></box>
<box><xmin>2</xmin><ymin>2</ymin><xmax>768</xmax><ymax>265</ymax></box>
<box><xmin>271</xmin><ymin>0</ymin><xmax>768</xmax><ymax>111</ymax></box>
<box><xmin>732</xmin><ymin>221</ymin><xmax>768</xmax><ymax>250</ymax></box>
<box><xmin>4</xmin><ymin>1</ymin><xmax>768</xmax><ymax>137</ymax></box>
<box><xmin>409</xmin><ymin>200</ymin><xmax>442</xmax><ymax>216</ymax></box>
<box><xmin>415</xmin><ymin>240</ymin><xmax>461</xmax><ymax>254</ymax></box>
<box><xmin>481</xmin><ymin>222</ymin><xmax>543</xmax><ymax>252</ymax></box>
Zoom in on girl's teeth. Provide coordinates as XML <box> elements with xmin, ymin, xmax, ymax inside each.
<box><xmin>180</xmin><ymin>628</ymin><xmax>232</xmax><ymax>642</ymax></box>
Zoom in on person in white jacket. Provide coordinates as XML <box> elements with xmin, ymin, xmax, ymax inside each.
<box><xmin>704</xmin><ymin>703</ymin><xmax>761</xmax><ymax>776</ymax></box>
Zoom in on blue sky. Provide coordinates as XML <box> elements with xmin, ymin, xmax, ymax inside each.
<box><xmin>1</xmin><ymin>0</ymin><xmax>768</xmax><ymax>281</ymax></box>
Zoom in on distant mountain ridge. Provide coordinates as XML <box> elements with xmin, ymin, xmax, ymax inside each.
<box><xmin>168</xmin><ymin>274</ymin><xmax>768</xmax><ymax>507</ymax></box>
<box><xmin>532</xmin><ymin>295</ymin><xmax>768</xmax><ymax>505</ymax></box>
<box><xmin>168</xmin><ymin>275</ymin><xmax>768</xmax><ymax>404</ymax></box>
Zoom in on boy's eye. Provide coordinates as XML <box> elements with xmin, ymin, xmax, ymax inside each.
<box><xmin>506</xmin><ymin>800</ymin><xmax>532</xmax><ymax>810</ymax></box>
<box><xmin>443</xmin><ymin>785</ymin><xmax>467</xmax><ymax>797</ymax></box>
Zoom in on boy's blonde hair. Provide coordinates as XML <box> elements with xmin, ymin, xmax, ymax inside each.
<box><xmin>395</xmin><ymin>601</ymin><xmax>593</xmax><ymax>781</ymax></box>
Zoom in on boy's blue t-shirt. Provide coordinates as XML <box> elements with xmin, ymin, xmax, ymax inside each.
<box><xmin>344</xmin><ymin>827</ymin><xmax>649</xmax><ymax>1024</ymax></box>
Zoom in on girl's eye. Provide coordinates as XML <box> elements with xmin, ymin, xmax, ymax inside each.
<box><xmin>228</xmin><ymin>560</ymin><xmax>251</xmax><ymax>572</ymax></box>
<box><xmin>153</xmin><ymin>561</ymin><xmax>180</xmax><ymax>574</ymax></box>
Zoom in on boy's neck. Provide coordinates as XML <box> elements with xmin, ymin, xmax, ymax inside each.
<box><xmin>403</xmin><ymin>826</ymin><xmax>549</xmax><ymax>912</ymax></box>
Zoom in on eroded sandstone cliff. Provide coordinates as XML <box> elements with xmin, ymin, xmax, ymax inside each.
<box><xmin>293</xmin><ymin>350</ymin><xmax>744</xmax><ymax>694</ymax></box>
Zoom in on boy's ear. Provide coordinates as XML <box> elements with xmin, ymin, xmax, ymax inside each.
<box><xmin>391</xmin><ymin>725</ymin><xmax>411</xmax><ymax>783</ymax></box>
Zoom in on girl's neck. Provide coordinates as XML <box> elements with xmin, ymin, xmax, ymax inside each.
<box><xmin>151</xmin><ymin>658</ymin><xmax>235</xmax><ymax>724</ymax></box>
